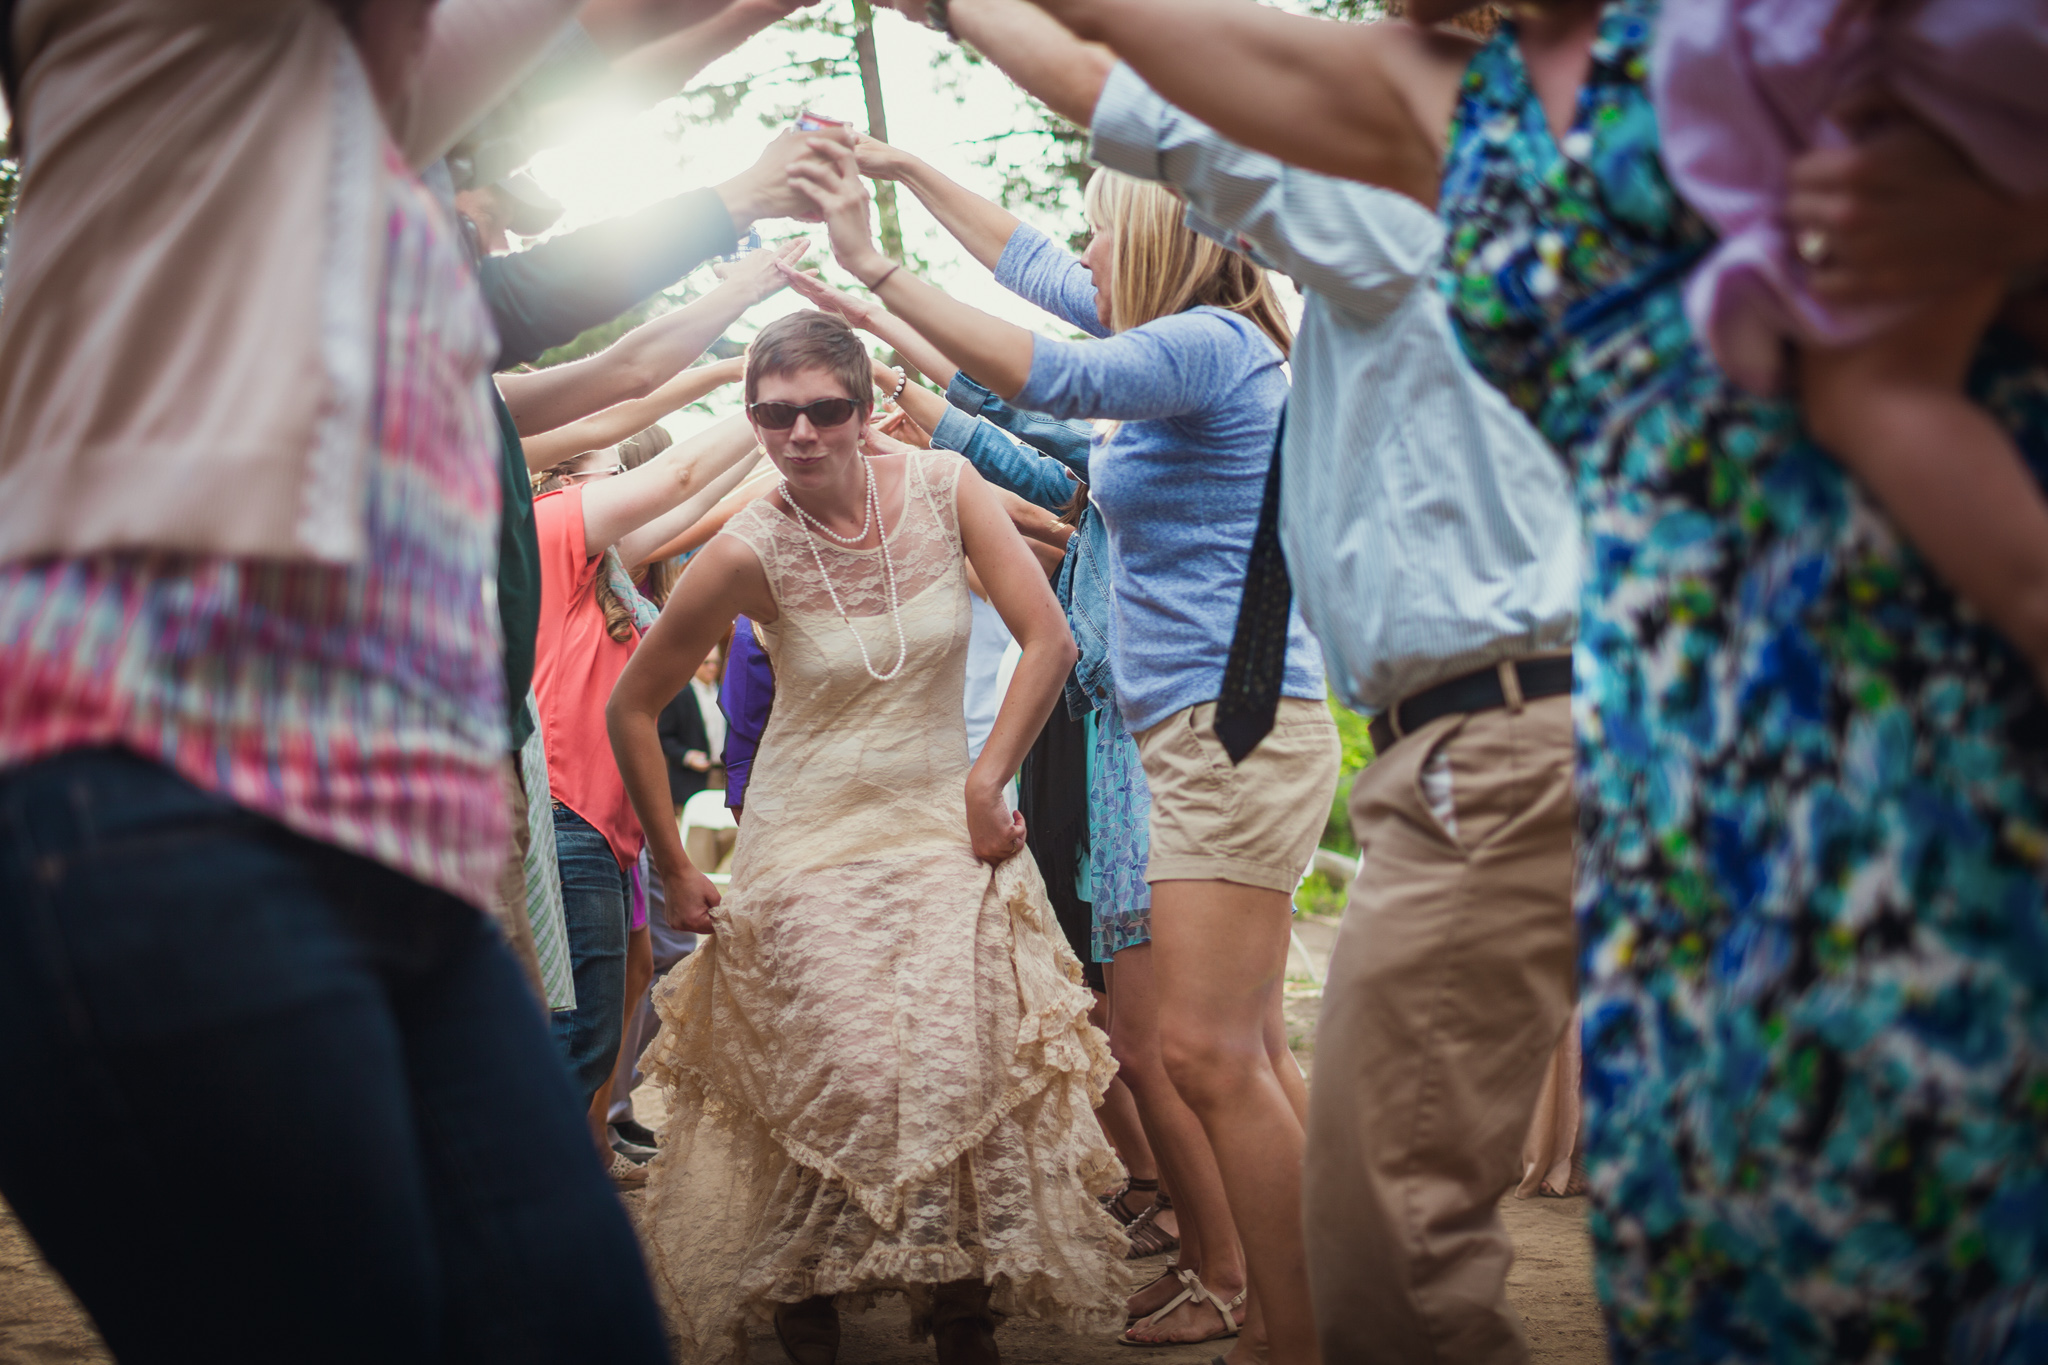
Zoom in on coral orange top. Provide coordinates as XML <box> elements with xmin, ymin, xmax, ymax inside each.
<box><xmin>533</xmin><ymin>485</ymin><xmax>644</xmax><ymax>871</ymax></box>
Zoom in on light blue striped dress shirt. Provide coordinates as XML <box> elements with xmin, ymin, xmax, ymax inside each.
<box><xmin>1090</xmin><ymin>63</ymin><xmax>1578</xmax><ymax>714</ymax></box>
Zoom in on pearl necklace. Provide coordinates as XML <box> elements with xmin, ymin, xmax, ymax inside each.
<box><xmin>778</xmin><ymin>458</ymin><xmax>910</xmax><ymax>682</ymax></box>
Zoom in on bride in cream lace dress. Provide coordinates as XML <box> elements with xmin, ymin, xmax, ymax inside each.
<box><xmin>607</xmin><ymin>311</ymin><xmax>1127</xmax><ymax>1365</ymax></box>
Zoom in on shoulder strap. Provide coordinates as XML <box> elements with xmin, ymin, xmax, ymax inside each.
<box><xmin>717</xmin><ymin>502</ymin><xmax>783</xmax><ymax>605</ymax></box>
<box><xmin>911</xmin><ymin>448</ymin><xmax>965</xmax><ymax>539</ymax></box>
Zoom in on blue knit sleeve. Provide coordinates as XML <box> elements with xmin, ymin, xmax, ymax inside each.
<box><xmin>993</xmin><ymin>225</ymin><xmax>1112</xmax><ymax>339</ymax></box>
<box><xmin>1015</xmin><ymin>308</ymin><xmax>1265</xmax><ymax>424</ymax></box>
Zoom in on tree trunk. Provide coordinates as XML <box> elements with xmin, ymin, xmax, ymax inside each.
<box><xmin>850</xmin><ymin>0</ymin><xmax>904</xmax><ymax>263</ymax></box>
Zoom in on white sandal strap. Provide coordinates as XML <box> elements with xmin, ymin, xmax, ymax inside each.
<box><xmin>1134</xmin><ymin>1269</ymin><xmax>1241</xmax><ymax>1334</ymax></box>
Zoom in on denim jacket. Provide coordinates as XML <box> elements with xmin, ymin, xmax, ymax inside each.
<box><xmin>932</xmin><ymin>374</ymin><xmax>1114</xmax><ymax>719</ymax></box>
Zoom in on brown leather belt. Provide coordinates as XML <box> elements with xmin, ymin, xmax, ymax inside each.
<box><xmin>1366</xmin><ymin>656</ymin><xmax>1572</xmax><ymax>754</ymax></box>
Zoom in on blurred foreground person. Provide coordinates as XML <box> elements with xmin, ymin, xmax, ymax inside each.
<box><xmin>0</xmin><ymin>1</ymin><xmax>741</xmax><ymax>1359</ymax></box>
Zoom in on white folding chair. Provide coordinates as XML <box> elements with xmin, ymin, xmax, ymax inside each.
<box><xmin>679</xmin><ymin>789</ymin><xmax>737</xmax><ymax>886</ymax></box>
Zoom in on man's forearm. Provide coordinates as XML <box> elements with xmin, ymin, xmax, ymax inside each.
<box><xmin>1010</xmin><ymin>0</ymin><xmax>1451</xmax><ymax>199</ymax></box>
<box><xmin>946</xmin><ymin>0</ymin><xmax>1112</xmax><ymax>128</ymax></box>
<box><xmin>483</xmin><ymin>187</ymin><xmax>738</xmax><ymax>370</ymax></box>
<box><xmin>613</xmin><ymin>0</ymin><xmax>801</xmax><ymax>100</ymax></box>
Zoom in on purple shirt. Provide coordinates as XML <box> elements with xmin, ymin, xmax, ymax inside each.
<box><xmin>720</xmin><ymin>614</ymin><xmax>774</xmax><ymax>810</ymax></box>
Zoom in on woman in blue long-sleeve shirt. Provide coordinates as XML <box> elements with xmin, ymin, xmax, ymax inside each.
<box><xmin>786</xmin><ymin>139</ymin><xmax>1340</xmax><ymax>1361</ymax></box>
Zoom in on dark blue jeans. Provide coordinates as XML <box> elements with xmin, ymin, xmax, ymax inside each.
<box><xmin>0</xmin><ymin>750</ymin><xmax>665</xmax><ymax>1365</ymax></box>
<box><xmin>547</xmin><ymin>805</ymin><xmax>629</xmax><ymax>1109</ymax></box>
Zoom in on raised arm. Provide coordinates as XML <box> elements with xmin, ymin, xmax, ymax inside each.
<box><xmin>791</xmin><ymin>143</ymin><xmax>1039</xmax><ymax>397</ymax></box>
<box><xmin>580</xmin><ymin>413</ymin><xmax>760</xmax><ymax>554</ymax></box>
<box><xmin>918</xmin><ymin>399</ymin><xmax>1086</xmax><ymax>511</ymax></box>
<box><xmin>940</xmin><ymin>374</ymin><xmax>1092</xmax><ymax>479</ymax></box>
<box><xmin>952</xmin><ymin>463</ymin><xmax>1079</xmax><ymax>863</ymax></box>
<box><xmin>514</xmin><ymin>357</ymin><xmax>746</xmax><ymax>472</ymax></box>
<box><xmin>779</xmin><ymin>266</ymin><xmax>962</xmax><ymax>387</ymax></box>
<box><xmin>401</xmin><ymin>0</ymin><xmax>584</xmax><ymax>169</ymax></box>
<box><xmin>894</xmin><ymin>0</ymin><xmax>1465</xmax><ymax>202</ymax></box>
<box><xmin>480</xmin><ymin>133</ymin><xmax>820</xmax><ymax>372</ymax></box>
<box><xmin>616</xmin><ymin>434</ymin><xmax>764</xmax><ymax>567</ymax></box>
<box><xmin>608</xmin><ymin>533</ymin><xmax>779</xmax><ymax>931</ymax></box>
<box><xmin>854</xmin><ymin>137</ymin><xmax>1023</xmax><ymax>273</ymax></box>
<box><xmin>607</xmin><ymin>0</ymin><xmax>815</xmax><ymax>103</ymax></box>
<box><xmin>496</xmin><ymin>240</ymin><xmax>800</xmax><ymax>438</ymax></box>
<box><xmin>636</xmin><ymin>469</ymin><xmax>779</xmax><ymax>563</ymax></box>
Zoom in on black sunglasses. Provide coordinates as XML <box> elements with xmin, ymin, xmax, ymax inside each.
<box><xmin>748</xmin><ymin>397</ymin><xmax>862</xmax><ymax>431</ymax></box>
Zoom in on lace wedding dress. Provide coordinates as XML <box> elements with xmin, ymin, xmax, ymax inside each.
<box><xmin>639</xmin><ymin>450</ymin><xmax>1128</xmax><ymax>1361</ymax></box>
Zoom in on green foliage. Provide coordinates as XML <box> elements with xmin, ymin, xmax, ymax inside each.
<box><xmin>0</xmin><ymin>135</ymin><xmax>17</xmax><ymax>280</ymax></box>
<box><xmin>1293</xmin><ymin>869</ymin><xmax>1348</xmax><ymax>920</ymax></box>
<box><xmin>1322</xmin><ymin>697</ymin><xmax>1374</xmax><ymax>855</ymax></box>
<box><xmin>1298</xmin><ymin>0</ymin><xmax>1390</xmax><ymax>17</ymax></box>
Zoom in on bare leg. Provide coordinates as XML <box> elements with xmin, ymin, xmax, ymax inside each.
<box><xmin>1802</xmin><ymin>281</ymin><xmax>2048</xmax><ymax>686</ymax></box>
<box><xmin>591</xmin><ymin>924</ymin><xmax>654</xmax><ymax>1156</ymax></box>
<box><xmin>1089</xmin><ymin>977</ymin><xmax>1159</xmax><ymax>1195</ymax></box>
<box><xmin>1111</xmin><ymin>942</ymin><xmax>1249</xmax><ymax>1342</ymax></box>
<box><xmin>1152</xmin><ymin>880</ymin><xmax>1318</xmax><ymax>1365</ymax></box>
<box><xmin>1264</xmin><ymin>987</ymin><xmax>1308</xmax><ymax>1128</ymax></box>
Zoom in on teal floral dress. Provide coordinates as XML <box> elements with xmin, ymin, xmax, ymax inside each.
<box><xmin>1438</xmin><ymin>2</ymin><xmax>2048</xmax><ymax>1359</ymax></box>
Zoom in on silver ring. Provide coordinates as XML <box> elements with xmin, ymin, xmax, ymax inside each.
<box><xmin>1796</xmin><ymin>228</ymin><xmax>1831</xmax><ymax>267</ymax></box>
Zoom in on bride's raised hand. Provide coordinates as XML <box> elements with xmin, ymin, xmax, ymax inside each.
<box><xmin>787</xmin><ymin>139</ymin><xmax>896</xmax><ymax>286</ymax></box>
<box><xmin>966</xmin><ymin>782</ymin><xmax>1028</xmax><ymax>867</ymax></box>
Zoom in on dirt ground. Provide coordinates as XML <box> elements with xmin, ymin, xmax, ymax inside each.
<box><xmin>0</xmin><ymin>913</ymin><xmax>1610</xmax><ymax>1364</ymax></box>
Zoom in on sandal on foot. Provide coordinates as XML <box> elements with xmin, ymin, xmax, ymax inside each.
<box><xmin>1116</xmin><ymin>1269</ymin><xmax>1244</xmax><ymax>1348</ymax></box>
<box><xmin>1101</xmin><ymin>1176</ymin><xmax>1160</xmax><ymax>1226</ymax></box>
<box><xmin>1122</xmin><ymin>1193</ymin><xmax>1178</xmax><ymax>1261</ymax></box>
<box><xmin>1125</xmin><ymin>1265</ymin><xmax>1181</xmax><ymax>1324</ymax></box>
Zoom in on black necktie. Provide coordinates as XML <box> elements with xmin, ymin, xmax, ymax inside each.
<box><xmin>1214</xmin><ymin>409</ymin><xmax>1291</xmax><ymax>765</ymax></box>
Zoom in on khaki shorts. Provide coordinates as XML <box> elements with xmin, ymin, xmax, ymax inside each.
<box><xmin>1134</xmin><ymin>697</ymin><xmax>1342</xmax><ymax>893</ymax></box>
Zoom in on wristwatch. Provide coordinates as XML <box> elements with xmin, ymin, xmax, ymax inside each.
<box><xmin>925</xmin><ymin>0</ymin><xmax>954</xmax><ymax>37</ymax></box>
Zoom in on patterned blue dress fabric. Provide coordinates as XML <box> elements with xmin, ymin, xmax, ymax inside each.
<box><xmin>1438</xmin><ymin>2</ymin><xmax>2048</xmax><ymax>1359</ymax></box>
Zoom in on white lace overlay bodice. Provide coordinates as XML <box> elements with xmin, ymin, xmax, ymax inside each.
<box><xmin>639</xmin><ymin>450</ymin><xmax>1127</xmax><ymax>1361</ymax></box>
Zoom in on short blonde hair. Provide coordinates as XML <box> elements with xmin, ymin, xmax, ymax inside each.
<box><xmin>1083</xmin><ymin>169</ymin><xmax>1292</xmax><ymax>358</ymax></box>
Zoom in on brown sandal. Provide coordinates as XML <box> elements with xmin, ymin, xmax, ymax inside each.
<box><xmin>1101</xmin><ymin>1176</ymin><xmax>1160</xmax><ymax>1226</ymax></box>
<box><xmin>1122</xmin><ymin>1193</ymin><xmax>1178</xmax><ymax>1260</ymax></box>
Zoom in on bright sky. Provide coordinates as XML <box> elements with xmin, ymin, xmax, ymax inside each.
<box><xmin>524</xmin><ymin>9</ymin><xmax>1097</xmax><ymax>437</ymax></box>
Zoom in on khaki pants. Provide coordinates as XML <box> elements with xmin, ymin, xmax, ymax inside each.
<box><xmin>1305</xmin><ymin>691</ymin><xmax>1576</xmax><ymax>1364</ymax></box>
<box><xmin>491</xmin><ymin>755</ymin><xmax>549</xmax><ymax>1009</ymax></box>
